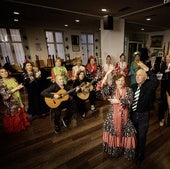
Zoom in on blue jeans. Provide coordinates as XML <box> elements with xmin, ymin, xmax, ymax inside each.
<box><xmin>131</xmin><ymin>112</ymin><xmax>150</xmax><ymax>158</ymax></box>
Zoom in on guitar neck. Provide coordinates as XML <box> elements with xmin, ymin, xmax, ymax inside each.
<box><xmin>62</xmin><ymin>88</ymin><xmax>75</xmax><ymax>97</ymax></box>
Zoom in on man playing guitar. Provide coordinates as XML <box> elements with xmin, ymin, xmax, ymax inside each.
<box><xmin>41</xmin><ymin>75</ymin><xmax>77</xmax><ymax>133</ymax></box>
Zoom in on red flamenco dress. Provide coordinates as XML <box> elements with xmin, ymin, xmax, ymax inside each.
<box><xmin>0</xmin><ymin>84</ymin><xmax>30</xmax><ymax>133</ymax></box>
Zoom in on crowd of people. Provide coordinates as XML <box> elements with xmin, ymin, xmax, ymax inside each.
<box><xmin>0</xmin><ymin>51</ymin><xmax>170</xmax><ymax>166</ymax></box>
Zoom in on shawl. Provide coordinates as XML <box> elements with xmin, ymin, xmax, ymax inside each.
<box><xmin>113</xmin><ymin>87</ymin><xmax>128</xmax><ymax>136</ymax></box>
<box><xmin>3</xmin><ymin>78</ymin><xmax>23</xmax><ymax>106</ymax></box>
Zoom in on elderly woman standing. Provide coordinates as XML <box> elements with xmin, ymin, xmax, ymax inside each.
<box><xmin>0</xmin><ymin>67</ymin><xmax>30</xmax><ymax>133</ymax></box>
<box><xmin>101</xmin><ymin>74</ymin><xmax>136</xmax><ymax>160</ymax></box>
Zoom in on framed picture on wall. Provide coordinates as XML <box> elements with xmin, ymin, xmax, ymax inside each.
<box><xmin>153</xmin><ymin>48</ymin><xmax>163</xmax><ymax>57</ymax></box>
<box><xmin>72</xmin><ymin>45</ymin><xmax>80</xmax><ymax>52</ymax></box>
<box><xmin>71</xmin><ymin>35</ymin><xmax>80</xmax><ymax>52</ymax></box>
<box><xmin>151</xmin><ymin>35</ymin><xmax>163</xmax><ymax>48</ymax></box>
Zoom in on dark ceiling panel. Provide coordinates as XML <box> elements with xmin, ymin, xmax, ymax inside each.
<box><xmin>0</xmin><ymin>0</ymin><xmax>169</xmax><ymax>32</ymax></box>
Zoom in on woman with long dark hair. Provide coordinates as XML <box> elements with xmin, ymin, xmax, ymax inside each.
<box><xmin>0</xmin><ymin>67</ymin><xmax>30</xmax><ymax>133</ymax></box>
<box><xmin>22</xmin><ymin>62</ymin><xmax>49</xmax><ymax>119</ymax></box>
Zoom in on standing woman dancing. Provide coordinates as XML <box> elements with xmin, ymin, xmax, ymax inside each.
<box><xmin>22</xmin><ymin>62</ymin><xmax>48</xmax><ymax>119</ymax></box>
<box><xmin>100</xmin><ymin>74</ymin><xmax>136</xmax><ymax>160</ymax></box>
<box><xmin>0</xmin><ymin>67</ymin><xmax>30</xmax><ymax>133</ymax></box>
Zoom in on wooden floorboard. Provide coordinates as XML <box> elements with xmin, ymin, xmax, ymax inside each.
<box><xmin>0</xmin><ymin>96</ymin><xmax>170</xmax><ymax>169</ymax></box>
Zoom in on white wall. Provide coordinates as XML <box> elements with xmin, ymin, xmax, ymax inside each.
<box><xmin>100</xmin><ymin>17</ymin><xmax>125</xmax><ymax>65</ymax></box>
<box><xmin>25</xmin><ymin>27</ymin><xmax>100</xmax><ymax>66</ymax></box>
<box><xmin>26</xmin><ymin>27</ymin><xmax>48</xmax><ymax>62</ymax></box>
<box><xmin>147</xmin><ymin>30</ymin><xmax>170</xmax><ymax>55</ymax></box>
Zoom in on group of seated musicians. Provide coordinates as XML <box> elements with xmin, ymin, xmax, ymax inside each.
<box><xmin>41</xmin><ymin>71</ymin><xmax>98</xmax><ymax>134</ymax></box>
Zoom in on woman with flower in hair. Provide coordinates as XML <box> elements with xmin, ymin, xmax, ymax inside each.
<box><xmin>0</xmin><ymin>67</ymin><xmax>30</xmax><ymax>133</ymax></box>
<box><xmin>129</xmin><ymin>52</ymin><xmax>142</xmax><ymax>85</ymax></box>
<box><xmin>115</xmin><ymin>53</ymin><xmax>129</xmax><ymax>77</ymax></box>
<box><xmin>101</xmin><ymin>73</ymin><xmax>136</xmax><ymax>160</ymax></box>
<box><xmin>86</xmin><ymin>55</ymin><xmax>97</xmax><ymax>80</ymax></box>
<box><xmin>22</xmin><ymin>62</ymin><xmax>49</xmax><ymax>119</ymax></box>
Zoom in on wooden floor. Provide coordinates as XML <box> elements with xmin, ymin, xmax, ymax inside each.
<box><xmin>0</xmin><ymin>93</ymin><xmax>170</xmax><ymax>169</ymax></box>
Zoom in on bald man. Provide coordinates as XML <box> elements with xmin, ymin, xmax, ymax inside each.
<box><xmin>130</xmin><ymin>63</ymin><xmax>157</xmax><ymax>164</ymax></box>
<box><xmin>41</xmin><ymin>75</ymin><xmax>77</xmax><ymax>133</ymax></box>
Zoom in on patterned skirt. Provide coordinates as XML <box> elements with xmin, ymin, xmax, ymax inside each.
<box><xmin>103</xmin><ymin>106</ymin><xmax>136</xmax><ymax>160</ymax></box>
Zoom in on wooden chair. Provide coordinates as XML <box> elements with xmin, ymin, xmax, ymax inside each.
<box><xmin>35</xmin><ymin>60</ymin><xmax>45</xmax><ymax>68</ymax></box>
<box><xmin>47</xmin><ymin>59</ymin><xmax>54</xmax><ymax>67</ymax></box>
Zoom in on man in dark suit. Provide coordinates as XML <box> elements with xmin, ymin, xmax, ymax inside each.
<box><xmin>147</xmin><ymin>53</ymin><xmax>160</xmax><ymax>74</ymax></box>
<box><xmin>130</xmin><ymin>62</ymin><xmax>157</xmax><ymax>165</ymax></box>
<box><xmin>147</xmin><ymin>53</ymin><xmax>159</xmax><ymax>108</ymax></box>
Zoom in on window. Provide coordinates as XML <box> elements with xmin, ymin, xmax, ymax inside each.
<box><xmin>45</xmin><ymin>31</ymin><xmax>65</xmax><ymax>60</ymax></box>
<box><xmin>81</xmin><ymin>33</ymin><xmax>94</xmax><ymax>65</ymax></box>
<box><xmin>0</xmin><ymin>28</ymin><xmax>25</xmax><ymax>66</ymax></box>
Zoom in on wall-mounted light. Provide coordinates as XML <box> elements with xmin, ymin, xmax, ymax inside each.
<box><xmin>141</xmin><ymin>28</ymin><xmax>145</xmax><ymax>31</ymax></box>
<box><xmin>64</xmin><ymin>24</ymin><xmax>68</xmax><ymax>27</ymax></box>
<box><xmin>75</xmin><ymin>19</ymin><xmax>80</xmax><ymax>23</ymax></box>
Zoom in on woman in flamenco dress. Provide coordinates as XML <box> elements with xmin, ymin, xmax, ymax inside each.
<box><xmin>0</xmin><ymin>67</ymin><xmax>30</xmax><ymax>133</ymax></box>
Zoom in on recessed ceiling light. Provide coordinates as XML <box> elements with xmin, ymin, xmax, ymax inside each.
<box><xmin>64</xmin><ymin>24</ymin><xmax>68</xmax><ymax>27</ymax></box>
<box><xmin>75</xmin><ymin>19</ymin><xmax>80</xmax><ymax>23</ymax></box>
<box><xmin>146</xmin><ymin>18</ymin><xmax>151</xmax><ymax>21</ymax></box>
<box><xmin>101</xmin><ymin>9</ymin><xmax>107</xmax><ymax>12</ymax></box>
<box><xmin>14</xmin><ymin>19</ymin><xmax>19</xmax><ymax>22</ymax></box>
<box><xmin>13</xmin><ymin>11</ymin><xmax>20</xmax><ymax>15</ymax></box>
<box><xmin>141</xmin><ymin>28</ymin><xmax>144</xmax><ymax>31</ymax></box>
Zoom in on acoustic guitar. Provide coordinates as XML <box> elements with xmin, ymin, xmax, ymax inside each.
<box><xmin>45</xmin><ymin>82</ymin><xmax>85</xmax><ymax>108</ymax></box>
<box><xmin>77</xmin><ymin>79</ymin><xmax>96</xmax><ymax>100</ymax></box>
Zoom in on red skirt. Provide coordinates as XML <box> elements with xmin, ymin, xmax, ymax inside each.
<box><xmin>3</xmin><ymin>108</ymin><xmax>30</xmax><ymax>133</ymax></box>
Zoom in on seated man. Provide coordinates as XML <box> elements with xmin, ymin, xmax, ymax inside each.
<box><xmin>41</xmin><ymin>75</ymin><xmax>77</xmax><ymax>133</ymax></box>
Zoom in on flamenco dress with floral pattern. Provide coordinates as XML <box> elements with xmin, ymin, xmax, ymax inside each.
<box><xmin>0</xmin><ymin>78</ymin><xmax>30</xmax><ymax>133</ymax></box>
<box><xmin>102</xmin><ymin>85</ymin><xmax>136</xmax><ymax>160</ymax></box>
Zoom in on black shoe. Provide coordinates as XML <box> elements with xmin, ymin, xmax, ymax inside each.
<box><xmin>62</xmin><ymin>118</ymin><xmax>69</xmax><ymax>128</ymax></box>
<box><xmin>55</xmin><ymin>125</ymin><xmax>61</xmax><ymax>133</ymax></box>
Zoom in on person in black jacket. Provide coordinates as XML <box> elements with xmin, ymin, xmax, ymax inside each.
<box><xmin>130</xmin><ymin>62</ymin><xmax>157</xmax><ymax>164</ymax></box>
<box><xmin>41</xmin><ymin>75</ymin><xmax>77</xmax><ymax>133</ymax></box>
<box><xmin>159</xmin><ymin>54</ymin><xmax>170</xmax><ymax>126</ymax></box>
<box><xmin>73</xmin><ymin>70</ymin><xmax>96</xmax><ymax>119</ymax></box>
<box><xmin>147</xmin><ymin>53</ymin><xmax>160</xmax><ymax>74</ymax></box>
<box><xmin>146</xmin><ymin>53</ymin><xmax>159</xmax><ymax>109</ymax></box>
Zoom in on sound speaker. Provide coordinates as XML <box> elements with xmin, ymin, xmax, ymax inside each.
<box><xmin>103</xmin><ymin>16</ymin><xmax>113</xmax><ymax>30</ymax></box>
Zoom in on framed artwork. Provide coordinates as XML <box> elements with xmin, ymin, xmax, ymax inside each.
<box><xmin>151</xmin><ymin>35</ymin><xmax>163</xmax><ymax>48</ymax></box>
<box><xmin>153</xmin><ymin>48</ymin><xmax>163</xmax><ymax>57</ymax></box>
<box><xmin>35</xmin><ymin>43</ymin><xmax>42</xmax><ymax>51</ymax></box>
<box><xmin>71</xmin><ymin>35</ymin><xmax>80</xmax><ymax>52</ymax></box>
